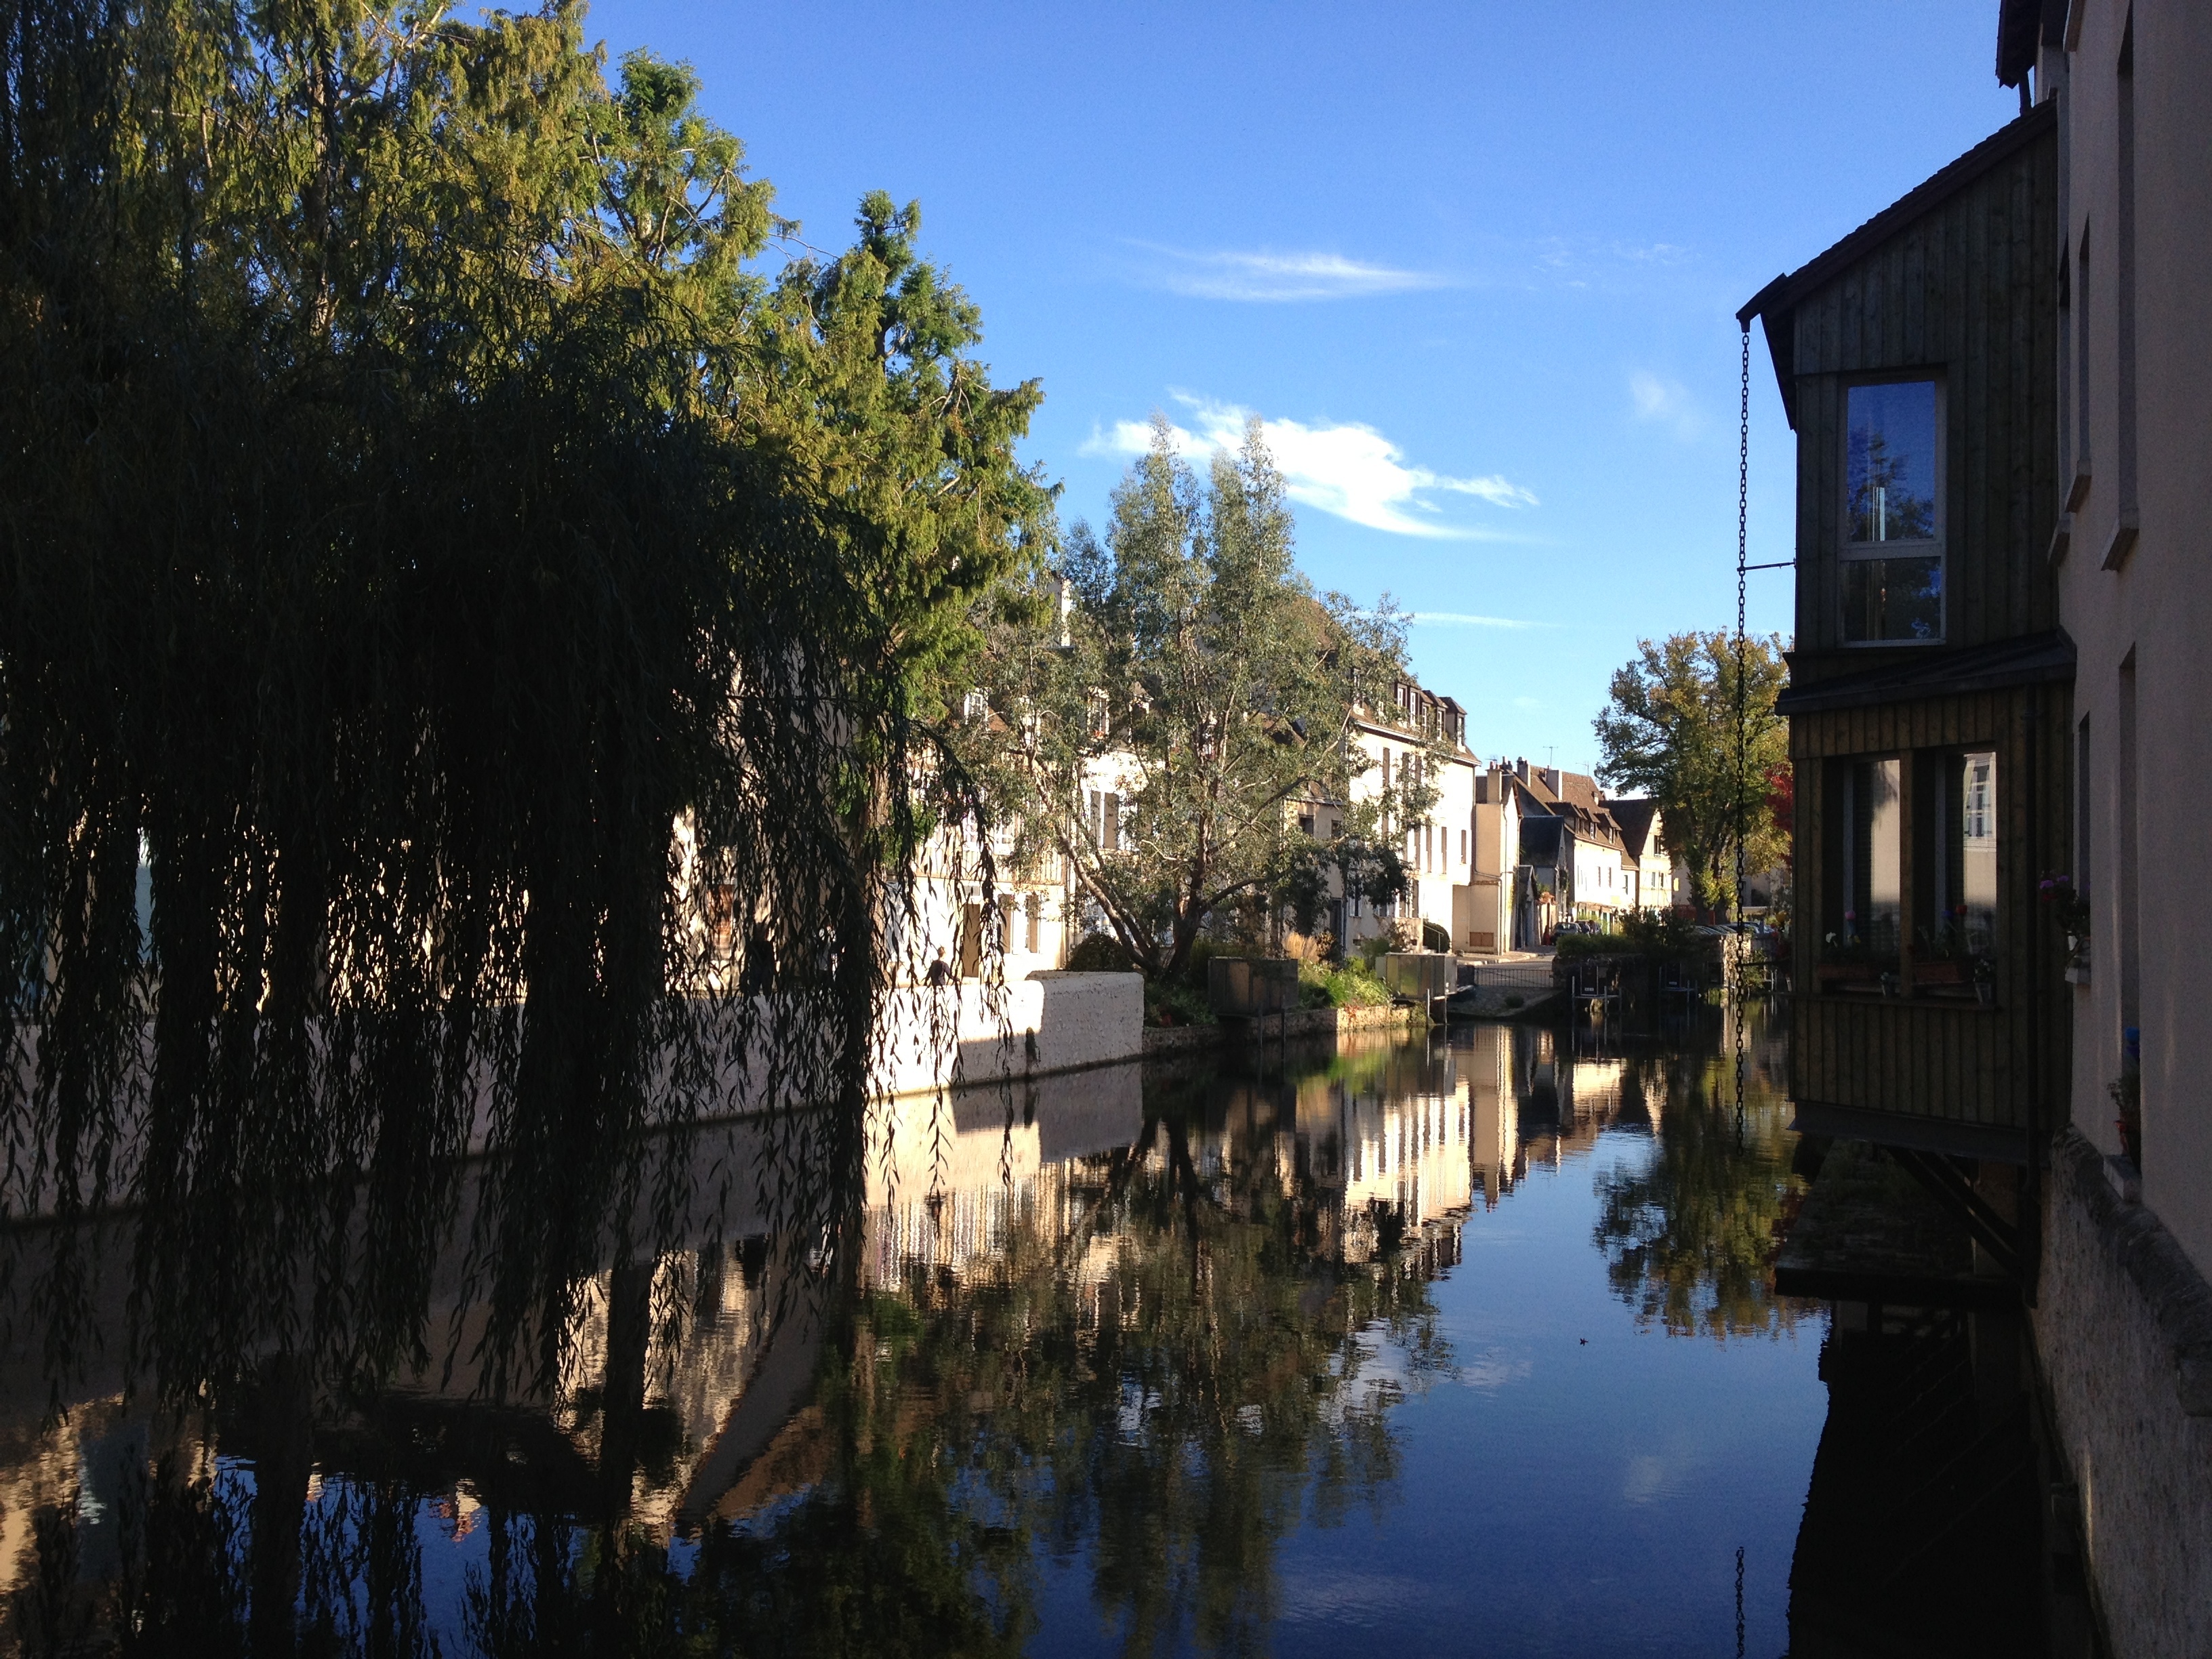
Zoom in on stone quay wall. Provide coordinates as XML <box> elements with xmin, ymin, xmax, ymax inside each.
<box><xmin>2034</xmin><ymin>1130</ymin><xmax>2212</xmax><ymax>1658</ymax></box>
<box><xmin>1141</xmin><ymin>1001</ymin><xmax>1427</xmax><ymax>1059</ymax></box>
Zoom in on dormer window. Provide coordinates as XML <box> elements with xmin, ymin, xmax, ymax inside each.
<box><xmin>1841</xmin><ymin>380</ymin><xmax>1944</xmax><ymax>643</ymax></box>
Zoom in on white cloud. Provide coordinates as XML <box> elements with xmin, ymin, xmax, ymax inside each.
<box><xmin>1127</xmin><ymin>243</ymin><xmax>1447</xmax><ymax>302</ymax></box>
<box><xmin>1411</xmin><ymin>612</ymin><xmax>1548</xmax><ymax>630</ymax></box>
<box><xmin>1629</xmin><ymin>370</ymin><xmax>1700</xmax><ymax>440</ymax></box>
<box><xmin>1080</xmin><ymin>396</ymin><xmax>1536</xmax><ymax>539</ymax></box>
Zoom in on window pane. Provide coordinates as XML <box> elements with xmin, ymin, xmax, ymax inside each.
<box><xmin>1847</xmin><ymin>381</ymin><xmax>1938</xmax><ymax>542</ymax></box>
<box><xmin>1841</xmin><ymin>758</ymin><xmax>1902</xmax><ymax>954</ymax></box>
<box><xmin>1842</xmin><ymin>556</ymin><xmax>1943</xmax><ymax>642</ymax></box>
<box><xmin>1960</xmin><ymin>750</ymin><xmax>1997</xmax><ymax>954</ymax></box>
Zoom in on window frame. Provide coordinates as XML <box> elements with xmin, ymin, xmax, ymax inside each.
<box><xmin>1839</xmin><ymin>373</ymin><xmax>1947</xmax><ymax>647</ymax></box>
<box><xmin>1823</xmin><ymin>754</ymin><xmax>1906</xmax><ymax>958</ymax></box>
<box><xmin>1911</xmin><ymin>745</ymin><xmax>2001</xmax><ymax>977</ymax></box>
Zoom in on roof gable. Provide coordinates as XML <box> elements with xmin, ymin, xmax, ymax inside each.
<box><xmin>1738</xmin><ymin>100</ymin><xmax>2055</xmax><ymax>428</ymax></box>
<box><xmin>1608</xmin><ymin>797</ymin><xmax>1660</xmax><ymax>857</ymax></box>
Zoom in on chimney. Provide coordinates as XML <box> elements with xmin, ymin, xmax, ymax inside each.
<box><xmin>1515</xmin><ymin>757</ymin><xmax>1529</xmax><ymax>783</ymax></box>
<box><xmin>1540</xmin><ymin>766</ymin><xmax>1561</xmax><ymax>794</ymax></box>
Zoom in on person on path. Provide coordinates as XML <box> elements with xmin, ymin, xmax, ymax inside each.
<box><xmin>925</xmin><ymin>948</ymin><xmax>954</xmax><ymax>987</ymax></box>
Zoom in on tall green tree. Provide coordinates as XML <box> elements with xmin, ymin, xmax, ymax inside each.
<box><xmin>1593</xmin><ymin>631</ymin><xmax>1788</xmax><ymax>918</ymax></box>
<box><xmin>966</xmin><ymin>419</ymin><xmax>1431</xmax><ymax>979</ymax></box>
<box><xmin>0</xmin><ymin>0</ymin><xmax>1045</xmax><ymax>1397</ymax></box>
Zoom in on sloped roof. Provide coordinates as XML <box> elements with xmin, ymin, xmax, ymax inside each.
<box><xmin>1517</xmin><ymin>766</ymin><xmax>1601</xmax><ymax>812</ymax></box>
<box><xmin>1516</xmin><ymin>816</ymin><xmax>1562</xmax><ymax>864</ymax></box>
<box><xmin>1555</xmin><ymin>771</ymin><xmax>1603</xmax><ymax>812</ymax></box>
<box><xmin>1609</xmin><ymin>797</ymin><xmax>1661</xmax><ymax>859</ymax></box>
<box><xmin>1996</xmin><ymin>0</ymin><xmax>2066</xmax><ymax>89</ymax></box>
<box><xmin>1504</xmin><ymin>773</ymin><xmax>1550</xmax><ymax>816</ymax></box>
<box><xmin>1736</xmin><ymin>100</ymin><xmax>2057</xmax><ymax>428</ymax></box>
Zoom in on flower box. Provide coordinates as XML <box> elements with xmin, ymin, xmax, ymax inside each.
<box><xmin>1913</xmin><ymin>960</ymin><xmax>1970</xmax><ymax>987</ymax></box>
<box><xmin>1815</xmin><ymin>960</ymin><xmax>1886</xmax><ymax>989</ymax></box>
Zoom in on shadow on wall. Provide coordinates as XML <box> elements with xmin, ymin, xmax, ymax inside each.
<box><xmin>875</xmin><ymin>970</ymin><xmax>1144</xmax><ymax>1099</ymax></box>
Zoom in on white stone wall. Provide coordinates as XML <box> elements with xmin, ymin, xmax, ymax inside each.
<box><xmin>2051</xmin><ymin>0</ymin><xmax>2212</xmax><ymax>1279</ymax></box>
<box><xmin>872</xmin><ymin>970</ymin><xmax>1145</xmax><ymax>1101</ymax></box>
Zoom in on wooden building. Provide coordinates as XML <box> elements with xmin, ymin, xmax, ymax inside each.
<box><xmin>1740</xmin><ymin>103</ymin><xmax>2074</xmax><ymax>1177</ymax></box>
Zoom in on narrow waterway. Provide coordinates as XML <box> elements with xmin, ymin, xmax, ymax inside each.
<box><xmin>0</xmin><ymin>1008</ymin><xmax>2049</xmax><ymax>1656</ymax></box>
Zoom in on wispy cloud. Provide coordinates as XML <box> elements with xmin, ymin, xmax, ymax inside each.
<box><xmin>1411</xmin><ymin>612</ymin><xmax>1549</xmax><ymax>629</ymax></box>
<box><xmin>1629</xmin><ymin>370</ymin><xmax>1700</xmax><ymax>440</ymax></box>
<box><xmin>1507</xmin><ymin>236</ymin><xmax>1699</xmax><ymax>296</ymax></box>
<box><xmin>1080</xmin><ymin>395</ymin><xmax>1536</xmax><ymax>539</ymax></box>
<box><xmin>1125</xmin><ymin>243</ymin><xmax>1448</xmax><ymax>302</ymax></box>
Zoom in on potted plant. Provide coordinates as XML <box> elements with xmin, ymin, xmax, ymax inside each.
<box><xmin>1971</xmin><ymin>954</ymin><xmax>1995</xmax><ymax>1008</ymax></box>
<box><xmin>1913</xmin><ymin>912</ymin><xmax>1973</xmax><ymax>987</ymax></box>
<box><xmin>2110</xmin><ymin>1070</ymin><xmax>2142</xmax><ymax>1167</ymax></box>
<box><xmin>1815</xmin><ymin>915</ymin><xmax>1895</xmax><ymax>991</ymax></box>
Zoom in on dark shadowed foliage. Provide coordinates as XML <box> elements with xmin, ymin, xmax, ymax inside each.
<box><xmin>7</xmin><ymin>1079</ymin><xmax>1445</xmax><ymax>1657</ymax></box>
<box><xmin>0</xmin><ymin>0</ymin><xmax>1048</xmax><ymax>1408</ymax></box>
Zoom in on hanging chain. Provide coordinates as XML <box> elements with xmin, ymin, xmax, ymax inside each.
<box><xmin>1734</xmin><ymin>322</ymin><xmax>1751</xmax><ymax>1144</ymax></box>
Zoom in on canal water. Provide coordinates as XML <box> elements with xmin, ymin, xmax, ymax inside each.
<box><xmin>0</xmin><ymin>1010</ymin><xmax>2044</xmax><ymax>1655</ymax></box>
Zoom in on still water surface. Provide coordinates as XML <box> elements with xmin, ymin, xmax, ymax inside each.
<box><xmin>6</xmin><ymin>1012</ymin><xmax>1841</xmax><ymax>1655</ymax></box>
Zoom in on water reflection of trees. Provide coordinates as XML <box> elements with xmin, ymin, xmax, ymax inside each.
<box><xmin>1589</xmin><ymin>1017</ymin><xmax>1808</xmax><ymax>1339</ymax></box>
<box><xmin>8</xmin><ymin>1064</ymin><xmax>1456</xmax><ymax>1656</ymax></box>
<box><xmin>643</xmin><ymin>1094</ymin><xmax>1446</xmax><ymax>1658</ymax></box>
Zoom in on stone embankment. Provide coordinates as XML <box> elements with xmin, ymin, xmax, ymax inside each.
<box><xmin>1142</xmin><ymin>1001</ymin><xmax>1426</xmax><ymax>1058</ymax></box>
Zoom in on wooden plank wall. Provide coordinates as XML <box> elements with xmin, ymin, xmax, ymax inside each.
<box><xmin>1789</xmin><ymin>681</ymin><xmax>2072</xmax><ymax>1133</ymax></box>
<box><xmin>1788</xmin><ymin>127</ymin><xmax>2059</xmax><ymax>667</ymax></box>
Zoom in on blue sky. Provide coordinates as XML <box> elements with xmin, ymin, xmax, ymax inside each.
<box><xmin>580</xmin><ymin>1</ymin><xmax>2019</xmax><ymax>777</ymax></box>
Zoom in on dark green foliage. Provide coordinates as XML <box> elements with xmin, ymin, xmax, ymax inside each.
<box><xmin>1063</xmin><ymin>932</ymin><xmax>1134</xmax><ymax>973</ymax></box>
<box><xmin>0</xmin><ymin>1</ymin><xmax>1045</xmax><ymax>1403</ymax></box>
<box><xmin>1553</xmin><ymin>910</ymin><xmax>1713</xmax><ymax>963</ymax></box>
<box><xmin>1593</xmin><ymin>631</ymin><xmax>1788</xmax><ymax>918</ymax></box>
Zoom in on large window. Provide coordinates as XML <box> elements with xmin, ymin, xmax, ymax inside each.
<box><xmin>1832</xmin><ymin>758</ymin><xmax>1903</xmax><ymax>954</ymax></box>
<box><xmin>1913</xmin><ymin>749</ymin><xmax>1999</xmax><ymax>958</ymax></box>
<box><xmin>1842</xmin><ymin>380</ymin><xmax>1943</xmax><ymax>642</ymax></box>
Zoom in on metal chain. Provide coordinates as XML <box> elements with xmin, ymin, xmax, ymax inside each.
<box><xmin>1735</xmin><ymin>1544</ymin><xmax>1746</xmax><ymax>1658</ymax></box>
<box><xmin>1734</xmin><ymin>322</ymin><xmax>1750</xmax><ymax>1144</ymax></box>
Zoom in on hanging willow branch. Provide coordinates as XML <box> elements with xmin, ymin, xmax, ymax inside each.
<box><xmin>0</xmin><ymin>0</ymin><xmax>1050</xmax><ymax>1404</ymax></box>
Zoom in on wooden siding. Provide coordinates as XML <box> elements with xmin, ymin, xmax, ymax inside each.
<box><xmin>1789</xmin><ymin>681</ymin><xmax>2072</xmax><ymax>1135</ymax></box>
<box><xmin>1788</xmin><ymin>125</ymin><xmax>2060</xmax><ymax>671</ymax></box>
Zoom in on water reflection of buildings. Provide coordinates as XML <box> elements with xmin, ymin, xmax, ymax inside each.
<box><xmin>1494</xmin><ymin>1023</ymin><xmax>1643</xmax><ymax>1171</ymax></box>
<box><xmin>1289</xmin><ymin>1038</ymin><xmax>1469</xmax><ymax>1271</ymax></box>
<box><xmin>0</xmin><ymin>1025</ymin><xmax>1574</xmax><ymax>1626</ymax></box>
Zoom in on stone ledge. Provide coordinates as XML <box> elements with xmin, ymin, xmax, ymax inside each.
<box><xmin>2059</xmin><ymin>1128</ymin><xmax>2212</xmax><ymax>1416</ymax></box>
<box><xmin>1141</xmin><ymin>1002</ymin><xmax>1425</xmax><ymax>1057</ymax></box>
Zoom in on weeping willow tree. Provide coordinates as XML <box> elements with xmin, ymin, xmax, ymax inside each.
<box><xmin>0</xmin><ymin>0</ymin><xmax>1051</xmax><ymax>1401</ymax></box>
